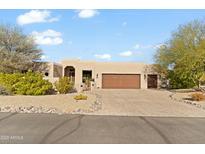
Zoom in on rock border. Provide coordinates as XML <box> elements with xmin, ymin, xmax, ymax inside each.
<box><xmin>169</xmin><ymin>92</ymin><xmax>205</xmax><ymax>110</ymax></box>
<box><xmin>0</xmin><ymin>92</ymin><xmax>102</xmax><ymax>115</ymax></box>
<box><xmin>0</xmin><ymin>106</ymin><xmax>64</xmax><ymax>114</ymax></box>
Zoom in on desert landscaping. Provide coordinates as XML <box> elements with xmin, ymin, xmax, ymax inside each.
<box><xmin>0</xmin><ymin>92</ymin><xmax>102</xmax><ymax>114</ymax></box>
<box><xmin>171</xmin><ymin>90</ymin><xmax>205</xmax><ymax>110</ymax></box>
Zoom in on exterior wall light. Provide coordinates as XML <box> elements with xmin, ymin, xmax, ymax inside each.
<box><xmin>144</xmin><ymin>74</ymin><xmax>147</xmax><ymax>80</ymax></box>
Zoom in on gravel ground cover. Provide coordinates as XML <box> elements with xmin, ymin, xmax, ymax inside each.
<box><xmin>0</xmin><ymin>92</ymin><xmax>101</xmax><ymax>115</ymax></box>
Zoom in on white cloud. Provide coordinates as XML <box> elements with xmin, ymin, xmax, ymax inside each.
<box><xmin>31</xmin><ymin>29</ymin><xmax>63</xmax><ymax>45</ymax></box>
<box><xmin>154</xmin><ymin>43</ymin><xmax>166</xmax><ymax>49</ymax></box>
<box><xmin>134</xmin><ymin>44</ymin><xmax>140</xmax><ymax>49</ymax></box>
<box><xmin>41</xmin><ymin>55</ymin><xmax>48</xmax><ymax>60</ymax></box>
<box><xmin>94</xmin><ymin>54</ymin><xmax>111</xmax><ymax>60</ymax></box>
<box><xmin>119</xmin><ymin>51</ymin><xmax>133</xmax><ymax>57</ymax></box>
<box><xmin>17</xmin><ymin>10</ymin><xmax>59</xmax><ymax>25</ymax></box>
<box><xmin>77</xmin><ymin>9</ymin><xmax>99</xmax><ymax>18</ymax></box>
<box><xmin>133</xmin><ymin>43</ymin><xmax>155</xmax><ymax>49</ymax></box>
<box><xmin>122</xmin><ymin>22</ymin><xmax>127</xmax><ymax>27</ymax></box>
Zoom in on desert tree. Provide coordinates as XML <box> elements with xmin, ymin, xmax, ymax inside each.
<box><xmin>0</xmin><ymin>24</ymin><xmax>46</xmax><ymax>73</ymax></box>
<box><xmin>154</xmin><ymin>20</ymin><xmax>205</xmax><ymax>88</ymax></box>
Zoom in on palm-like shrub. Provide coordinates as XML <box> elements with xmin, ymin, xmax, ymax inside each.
<box><xmin>55</xmin><ymin>77</ymin><xmax>73</xmax><ymax>94</ymax></box>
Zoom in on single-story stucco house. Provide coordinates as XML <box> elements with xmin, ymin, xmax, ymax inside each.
<box><xmin>44</xmin><ymin>59</ymin><xmax>160</xmax><ymax>92</ymax></box>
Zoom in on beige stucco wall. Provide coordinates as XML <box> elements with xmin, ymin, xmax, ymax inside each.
<box><xmin>94</xmin><ymin>62</ymin><xmax>148</xmax><ymax>89</ymax></box>
<box><xmin>53</xmin><ymin>64</ymin><xmax>63</xmax><ymax>78</ymax></box>
<box><xmin>46</xmin><ymin>60</ymin><xmax>158</xmax><ymax>91</ymax></box>
<box><xmin>61</xmin><ymin>60</ymin><xmax>96</xmax><ymax>91</ymax></box>
<box><xmin>44</xmin><ymin>62</ymin><xmax>63</xmax><ymax>84</ymax></box>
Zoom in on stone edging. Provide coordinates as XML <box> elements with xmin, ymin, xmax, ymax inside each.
<box><xmin>0</xmin><ymin>93</ymin><xmax>102</xmax><ymax>115</ymax></box>
<box><xmin>169</xmin><ymin>92</ymin><xmax>205</xmax><ymax>110</ymax></box>
<box><xmin>0</xmin><ymin>106</ymin><xmax>63</xmax><ymax>114</ymax></box>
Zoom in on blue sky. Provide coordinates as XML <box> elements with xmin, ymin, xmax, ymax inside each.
<box><xmin>0</xmin><ymin>9</ymin><xmax>205</xmax><ymax>63</ymax></box>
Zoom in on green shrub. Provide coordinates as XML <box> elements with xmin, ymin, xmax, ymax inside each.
<box><xmin>200</xmin><ymin>74</ymin><xmax>205</xmax><ymax>85</ymax></box>
<box><xmin>14</xmin><ymin>72</ymin><xmax>53</xmax><ymax>95</ymax></box>
<box><xmin>191</xmin><ymin>93</ymin><xmax>205</xmax><ymax>101</ymax></box>
<box><xmin>0</xmin><ymin>73</ymin><xmax>23</xmax><ymax>92</ymax></box>
<box><xmin>168</xmin><ymin>70</ymin><xmax>195</xmax><ymax>89</ymax></box>
<box><xmin>0</xmin><ymin>71</ymin><xmax>53</xmax><ymax>95</ymax></box>
<box><xmin>74</xmin><ymin>94</ymin><xmax>88</xmax><ymax>100</ymax></box>
<box><xmin>55</xmin><ymin>77</ymin><xmax>73</xmax><ymax>94</ymax></box>
<box><xmin>0</xmin><ymin>85</ymin><xmax>11</xmax><ymax>95</ymax></box>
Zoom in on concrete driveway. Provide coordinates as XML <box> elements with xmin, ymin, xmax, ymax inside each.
<box><xmin>94</xmin><ymin>89</ymin><xmax>205</xmax><ymax>117</ymax></box>
<box><xmin>1</xmin><ymin>113</ymin><xmax>205</xmax><ymax>143</ymax></box>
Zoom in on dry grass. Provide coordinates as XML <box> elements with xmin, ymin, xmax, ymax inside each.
<box><xmin>190</xmin><ymin>93</ymin><xmax>205</xmax><ymax>101</ymax></box>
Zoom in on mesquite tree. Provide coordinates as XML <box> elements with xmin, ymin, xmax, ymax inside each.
<box><xmin>0</xmin><ymin>25</ymin><xmax>46</xmax><ymax>73</ymax></box>
<box><xmin>154</xmin><ymin>20</ymin><xmax>205</xmax><ymax>88</ymax></box>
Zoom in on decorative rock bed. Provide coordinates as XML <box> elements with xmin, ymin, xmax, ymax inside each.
<box><xmin>0</xmin><ymin>93</ymin><xmax>102</xmax><ymax>115</ymax></box>
<box><xmin>0</xmin><ymin>106</ymin><xmax>64</xmax><ymax>114</ymax></box>
<box><xmin>169</xmin><ymin>92</ymin><xmax>205</xmax><ymax>110</ymax></box>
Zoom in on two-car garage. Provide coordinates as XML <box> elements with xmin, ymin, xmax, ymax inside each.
<box><xmin>102</xmin><ymin>74</ymin><xmax>158</xmax><ymax>89</ymax></box>
<box><xmin>52</xmin><ymin>60</ymin><xmax>159</xmax><ymax>91</ymax></box>
<box><xmin>102</xmin><ymin>74</ymin><xmax>141</xmax><ymax>89</ymax></box>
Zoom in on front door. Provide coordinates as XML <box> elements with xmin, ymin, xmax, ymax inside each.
<box><xmin>147</xmin><ymin>75</ymin><xmax>158</xmax><ymax>88</ymax></box>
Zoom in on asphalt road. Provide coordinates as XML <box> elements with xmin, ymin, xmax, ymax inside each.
<box><xmin>0</xmin><ymin>112</ymin><xmax>205</xmax><ymax>144</ymax></box>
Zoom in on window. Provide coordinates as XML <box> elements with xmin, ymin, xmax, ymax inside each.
<box><xmin>82</xmin><ymin>70</ymin><xmax>92</xmax><ymax>83</ymax></box>
<box><xmin>45</xmin><ymin>72</ymin><xmax>49</xmax><ymax>76</ymax></box>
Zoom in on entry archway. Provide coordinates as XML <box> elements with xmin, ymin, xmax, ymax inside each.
<box><xmin>64</xmin><ymin>66</ymin><xmax>75</xmax><ymax>82</ymax></box>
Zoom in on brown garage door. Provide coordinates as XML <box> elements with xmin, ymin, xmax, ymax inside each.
<box><xmin>102</xmin><ymin>74</ymin><xmax>141</xmax><ymax>89</ymax></box>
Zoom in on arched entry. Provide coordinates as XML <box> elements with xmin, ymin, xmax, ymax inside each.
<box><xmin>64</xmin><ymin>66</ymin><xmax>75</xmax><ymax>82</ymax></box>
